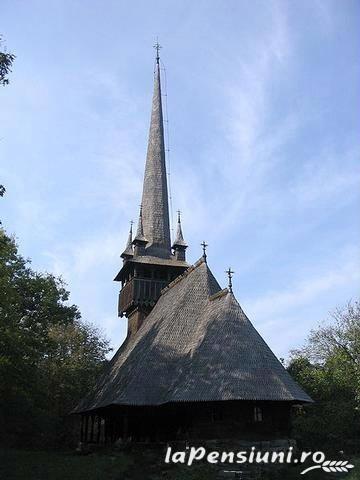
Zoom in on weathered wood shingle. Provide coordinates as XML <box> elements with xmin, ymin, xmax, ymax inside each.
<box><xmin>74</xmin><ymin>259</ymin><xmax>311</xmax><ymax>413</ymax></box>
<box><xmin>140</xmin><ymin>62</ymin><xmax>171</xmax><ymax>258</ymax></box>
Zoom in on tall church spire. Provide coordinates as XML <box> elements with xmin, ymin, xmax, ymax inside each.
<box><xmin>140</xmin><ymin>44</ymin><xmax>171</xmax><ymax>258</ymax></box>
<box><xmin>114</xmin><ymin>46</ymin><xmax>190</xmax><ymax>335</ymax></box>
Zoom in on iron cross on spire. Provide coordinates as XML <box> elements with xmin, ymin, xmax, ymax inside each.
<box><xmin>201</xmin><ymin>241</ymin><xmax>208</xmax><ymax>260</ymax></box>
<box><xmin>226</xmin><ymin>267</ymin><xmax>235</xmax><ymax>293</ymax></box>
<box><xmin>153</xmin><ymin>39</ymin><xmax>162</xmax><ymax>65</ymax></box>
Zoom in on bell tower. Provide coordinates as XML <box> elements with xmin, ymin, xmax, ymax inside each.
<box><xmin>114</xmin><ymin>44</ymin><xmax>188</xmax><ymax>337</ymax></box>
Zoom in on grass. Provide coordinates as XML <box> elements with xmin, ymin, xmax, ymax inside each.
<box><xmin>0</xmin><ymin>448</ymin><xmax>216</xmax><ymax>480</ymax></box>
<box><xmin>0</xmin><ymin>449</ymin><xmax>132</xmax><ymax>480</ymax></box>
<box><xmin>349</xmin><ymin>458</ymin><xmax>360</xmax><ymax>480</ymax></box>
<box><xmin>1</xmin><ymin>448</ymin><xmax>359</xmax><ymax>480</ymax></box>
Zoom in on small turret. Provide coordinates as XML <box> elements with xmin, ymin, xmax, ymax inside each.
<box><xmin>133</xmin><ymin>205</ymin><xmax>147</xmax><ymax>256</ymax></box>
<box><xmin>172</xmin><ymin>211</ymin><xmax>187</xmax><ymax>261</ymax></box>
<box><xmin>121</xmin><ymin>221</ymin><xmax>134</xmax><ymax>261</ymax></box>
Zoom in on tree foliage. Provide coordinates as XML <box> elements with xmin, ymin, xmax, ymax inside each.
<box><xmin>288</xmin><ymin>302</ymin><xmax>360</xmax><ymax>452</ymax></box>
<box><xmin>0</xmin><ymin>229</ymin><xmax>111</xmax><ymax>447</ymax></box>
<box><xmin>0</xmin><ymin>36</ymin><xmax>15</xmax><ymax>86</ymax></box>
<box><xmin>1</xmin><ymin>34</ymin><xmax>14</xmax><ymax>211</ymax></box>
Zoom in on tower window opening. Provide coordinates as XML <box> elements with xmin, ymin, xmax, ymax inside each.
<box><xmin>142</xmin><ymin>268</ymin><xmax>151</xmax><ymax>279</ymax></box>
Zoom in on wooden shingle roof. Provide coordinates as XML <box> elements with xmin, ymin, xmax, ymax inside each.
<box><xmin>140</xmin><ymin>61</ymin><xmax>171</xmax><ymax>258</ymax></box>
<box><xmin>74</xmin><ymin>259</ymin><xmax>311</xmax><ymax>413</ymax></box>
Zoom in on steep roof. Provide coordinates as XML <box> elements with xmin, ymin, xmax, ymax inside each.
<box><xmin>120</xmin><ymin>223</ymin><xmax>134</xmax><ymax>258</ymax></box>
<box><xmin>133</xmin><ymin>205</ymin><xmax>147</xmax><ymax>244</ymax></box>
<box><xmin>172</xmin><ymin>211</ymin><xmax>187</xmax><ymax>249</ymax></box>
<box><xmin>140</xmin><ymin>61</ymin><xmax>171</xmax><ymax>258</ymax></box>
<box><xmin>75</xmin><ymin>259</ymin><xmax>311</xmax><ymax>413</ymax></box>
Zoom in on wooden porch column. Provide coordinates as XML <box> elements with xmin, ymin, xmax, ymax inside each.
<box><xmin>80</xmin><ymin>415</ymin><xmax>84</xmax><ymax>442</ymax></box>
<box><xmin>104</xmin><ymin>417</ymin><xmax>109</xmax><ymax>444</ymax></box>
<box><xmin>84</xmin><ymin>415</ymin><xmax>89</xmax><ymax>443</ymax></box>
<box><xmin>97</xmin><ymin>416</ymin><xmax>101</xmax><ymax>444</ymax></box>
<box><xmin>90</xmin><ymin>414</ymin><xmax>95</xmax><ymax>442</ymax></box>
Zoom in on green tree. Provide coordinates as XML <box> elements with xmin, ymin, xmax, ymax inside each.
<box><xmin>0</xmin><ymin>229</ymin><xmax>111</xmax><ymax>447</ymax></box>
<box><xmin>0</xmin><ymin>34</ymin><xmax>14</xmax><ymax>210</ymax></box>
<box><xmin>288</xmin><ymin>302</ymin><xmax>360</xmax><ymax>452</ymax></box>
<box><xmin>0</xmin><ymin>35</ymin><xmax>15</xmax><ymax>86</ymax></box>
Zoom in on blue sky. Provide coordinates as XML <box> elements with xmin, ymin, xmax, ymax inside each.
<box><xmin>1</xmin><ymin>0</ymin><xmax>359</xmax><ymax>359</ymax></box>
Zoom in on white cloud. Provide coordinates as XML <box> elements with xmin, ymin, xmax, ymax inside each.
<box><xmin>2</xmin><ymin>0</ymin><xmax>358</xmax><ymax>359</ymax></box>
<box><xmin>246</xmin><ymin>252</ymin><xmax>360</xmax><ymax>319</ymax></box>
<box><xmin>44</xmin><ymin>229</ymin><xmax>124</xmax><ymax>277</ymax></box>
<box><xmin>44</xmin><ymin>231</ymin><xmax>127</xmax><ymax>349</ymax></box>
<box><xmin>241</xmin><ymin>244</ymin><xmax>360</xmax><ymax>358</ymax></box>
<box><xmin>289</xmin><ymin>148</ymin><xmax>360</xmax><ymax>207</ymax></box>
<box><xmin>225</xmin><ymin>2</ymin><xmax>290</xmax><ymax>165</ymax></box>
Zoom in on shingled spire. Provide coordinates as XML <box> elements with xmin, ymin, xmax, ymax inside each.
<box><xmin>133</xmin><ymin>205</ymin><xmax>147</xmax><ymax>256</ymax></box>
<box><xmin>121</xmin><ymin>221</ymin><xmax>134</xmax><ymax>260</ymax></box>
<box><xmin>140</xmin><ymin>48</ymin><xmax>171</xmax><ymax>258</ymax></box>
<box><xmin>172</xmin><ymin>211</ymin><xmax>187</xmax><ymax>261</ymax></box>
<box><xmin>114</xmin><ymin>46</ymin><xmax>189</xmax><ymax>336</ymax></box>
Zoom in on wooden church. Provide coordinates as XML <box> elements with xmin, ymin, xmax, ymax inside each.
<box><xmin>73</xmin><ymin>48</ymin><xmax>312</xmax><ymax>444</ymax></box>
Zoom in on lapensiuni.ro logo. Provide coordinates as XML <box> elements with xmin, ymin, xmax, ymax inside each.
<box><xmin>164</xmin><ymin>446</ymin><xmax>355</xmax><ymax>475</ymax></box>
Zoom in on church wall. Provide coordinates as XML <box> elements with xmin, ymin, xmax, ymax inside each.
<box><xmin>82</xmin><ymin>401</ymin><xmax>293</xmax><ymax>444</ymax></box>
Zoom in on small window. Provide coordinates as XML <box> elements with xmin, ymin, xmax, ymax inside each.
<box><xmin>254</xmin><ymin>406</ymin><xmax>263</xmax><ymax>422</ymax></box>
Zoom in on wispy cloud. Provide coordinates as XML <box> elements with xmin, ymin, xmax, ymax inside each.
<box><xmin>44</xmin><ymin>231</ymin><xmax>127</xmax><ymax>348</ymax></box>
<box><xmin>242</xmin><ymin>244</ymin><xmax>360</xmax><ymax>357</ymax></box>
<box><xmin>289</xmin><ymin>147</ymin><xmax>360</xmax><ymax>208</ymax></box>
<box><xmin>247</xmin><ymin>251</ymin><xmax>360</xmax><ymax>319</ymax></box>
<box><xmin>1</xmin><ymin>0</ymin><xmax>359</xmax><ymax>356</ymax></box>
